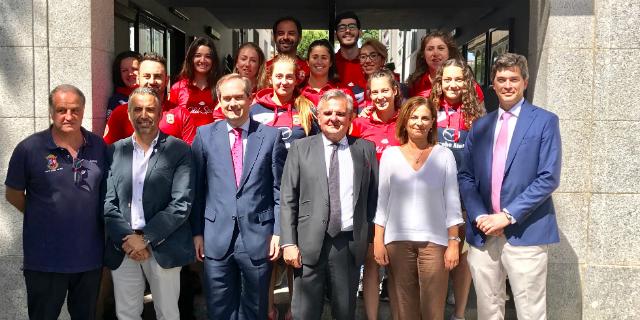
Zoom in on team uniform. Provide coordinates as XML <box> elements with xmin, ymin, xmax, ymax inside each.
<box><xmin>266</xmin><ymin>55</ymin><xmax>310</xmax><ymax>85</ymax></box>
<box><xmin>250</xmin><ymin>88</ymin><xmax>318</xmax><ymax>149</ymax></box>
<box><xmin>409</xmin><ymin>73</ymin><xmax>485</xmax><ymax>102</ymax></box>
<box><xmin>106</xmin><ymin>86</ymin><xmax>136</xmax><ymax>120</ymax></box>
<box><xmin>350</xmin><ymin>112</ymin><xmax>401</xmax><ymax>160</ymax></box>
<box><xmin>103</xmin><ymin>101</ymin><xmax>195</xmax><ymax>145</ymax></box>
<box><xmin>169</xmin><ymin>77</ymin><xmax>218</xmax><ymax>128</ymax></box>
<box><xmin>436</xmin><ymin>99</ymin><xmax>472</xmax><ymax>170</ymax></box>
<box><xmin>300</xmin><ymin>81</ymin><xmax>356</xmax><ymax>108</ymax></box>
<box><xmin>335</xmin><ymin>49</ymin><xmax>367</xmax><ymax>105</ymax></box>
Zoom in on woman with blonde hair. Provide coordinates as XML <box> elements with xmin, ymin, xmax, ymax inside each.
<box><xmin>233</xmin><ymin>42</ymin><xmax>266</xmax><ymax>95</ymax></box>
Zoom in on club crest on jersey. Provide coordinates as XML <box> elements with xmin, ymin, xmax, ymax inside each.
<box><xmin>292</xmin><ymin>115</ymin><xmax>300</xmax><ymax>126</ymax></box>
<box><xmin>166</xmin><ymin>114</ymin><xmax>175</xmax><ymax>124</ymax></box>
<box><xmin>46</xmin><ymin>154</ymin><xmax>58</xmax><ymax>171</ymax></box>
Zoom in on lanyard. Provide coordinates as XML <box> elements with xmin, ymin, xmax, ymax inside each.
<box><xmin>441</xmin><ymin>100</ymin><xmax>465</xmax><ymax>143</ymax></box>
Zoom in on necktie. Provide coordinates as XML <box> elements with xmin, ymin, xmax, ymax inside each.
<box><xmin>491</xmin><ymin>111</ymin><xmax>512</xmax><ymax>213</ymax></box>
<box><xmin>231</xmin><ymin>127</ymin><xmax>243</xmax><ymax>187</ymax></box>
<box><xmin>327</xmin><ymin>143</ymin><xmax>342</xmax><ymax>237</ymax></box>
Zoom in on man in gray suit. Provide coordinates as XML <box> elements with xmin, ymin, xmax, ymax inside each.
<box><xmin>280</xmin><ymin>89</ymin><xmax>378</xmax><ymax>320</ymax></box>
<box><xmin>104</xmin><ymin>87</ymin><xmax>194</xmax><ymax>320</ymax></box>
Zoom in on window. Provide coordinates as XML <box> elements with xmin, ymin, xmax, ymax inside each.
<box><xmin>466</xmin><ymin>33</ymin><xmax>487</xmax><ymax>86</ymax></box>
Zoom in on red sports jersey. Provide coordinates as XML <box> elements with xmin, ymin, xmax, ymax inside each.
<box><xmin>335</xmin><ymin>49</ymin><xmax>367</xmax><ymax>93</ymax></box>
<box><xmin>300</xmin><ymin>82</ymin><xmax>356</xmax><ymax>107</ymax></box>
<box><xmin>266</xmin><ymin>55</ymin><xmax>310</xmax><ymax>85</ymax></box>
<box><xmin>409</xmin><ymin>73</ymin><xmax>485</xmax><ymax>102</ymax></box>
<box><xmin>169</xmin><ymin>78</ymin><xmax>218</xmax><ymax>128</ymax></box>
<box><xmin>350</xmin><ymin>112</ymin><xmax>400</xmax><ymax>160</ymax></box>
<box><xmin>103</xmin><ymin>101</ymin><xmax>195</xmax><ymax>145</ymax></box>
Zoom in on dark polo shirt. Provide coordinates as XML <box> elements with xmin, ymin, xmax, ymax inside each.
<box><xmin>5</xmin><ymin>127</ymin><xmax>106</xmax><ymax>273</ymax></box>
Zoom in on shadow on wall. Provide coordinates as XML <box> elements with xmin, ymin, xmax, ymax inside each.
<box><xmin>547</xmin><ymin>230</ymin><xmax>582</xmax><ymax>320</ymax></box>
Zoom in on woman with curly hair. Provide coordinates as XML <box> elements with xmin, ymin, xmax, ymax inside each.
<box><xmin>429</xmin><ymin>58</ymin><xmax>485</xmax><ymax>320</ymax></box>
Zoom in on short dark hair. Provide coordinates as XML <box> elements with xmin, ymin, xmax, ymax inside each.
<box><xmin>307</xmin><ymin>39</ymin><xmax>338</xmax><ymax>82</ymax></box>
<box><xmin>491</xmin><ymin>53</ymin><xmax>529</xmax><ymax>82</ymax></box>
<box><xmin>141</xmin><ymin>52</ymin><xmax>167</xmax><ymax>69</ymax></box>
<box><xmin>112</xmin><ymin>51</ymin><xmax>142</xmax><ymax>87</ymax></box>
<box><xmin>272</xmin><ymin>16</ymin><xmax>302</xmax><ymax>37</ymax></box>
<box><xmin>335</xmin><ymin>11</ymin><xmax>360</xmax><ymax>29</ymax></box>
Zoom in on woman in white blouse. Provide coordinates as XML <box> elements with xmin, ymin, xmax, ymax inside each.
<box><xmin>373</xmin><ymin>96</ymin><xmax>463</xmax><ymax>320</ymax></box>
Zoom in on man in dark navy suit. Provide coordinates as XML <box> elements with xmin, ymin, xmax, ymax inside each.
<box><xmin>191</xmin><ymin>73</ymin><xmax>286</xmax><ymax>320</ymax></box>
<box><xmin>458</xmin><ymin>53</ymin><xmax>562</xmax><ymax>320</ymax></box>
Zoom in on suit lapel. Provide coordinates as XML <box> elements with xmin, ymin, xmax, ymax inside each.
<box><xmin>213</xmin><ymin>121</ymin><xmax>237</xmax><ymax>184</ymax></box>
<box><xmin>312</xmin><ymin>135</ymin><xmax>329</xmax><ymax>203</ymax></box>
<box><xmin>144</xmin><ymin>133</ymin><xmax>166</xmax><ymax>182</ymax></box>
<box><xmin>348</xmin><ymin>137</ymin><xmax>363</xmax><ymax>207</ymax></box>
<box><xmin>505</xmin><ymin>102</ymin><xmax>536</xmax><ymax>173</ymax></box>
<box><xmin>238</xmin><ymin>120</ymin><xmax>264</xmax><ymax>192</ymax></box>
<box><xmin>485</xmin><ymin>112</ymin><xmax>499</xmax><ymax>179</ymax></box>
<box><xmin>120</xmin><ymin>138</ymin><xmax>134</xmax><ymax>222</ymax></box>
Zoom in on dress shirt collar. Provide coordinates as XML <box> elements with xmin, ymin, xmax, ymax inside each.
<box><xmin>321</xmin><ymin>134</ymin><xmax>348</xmax><ymax>148</ymax></box>
<box><xmin>498</xmin><ymin>98</ymin><xmax>524</xmax><ymax>119</ymax></box>
<box><xmin>132</xmin><ymin>132</ymin><xmax>159</xmax><ymax>151</ymax></box>
<box><xmin>226</xmin><ymin>119</ymin><xmax>250</xmax><ymax>133</ymax></box>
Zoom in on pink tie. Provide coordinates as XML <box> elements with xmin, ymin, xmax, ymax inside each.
<box><xmin>231</xmin><ymin>127</ymin><xmax>243</xmax><ymax>187</ymax></box>
<box><xmin>491</xmin><ymin>111</ymin><xmax>512</xmax><ymax>213</ymax></box>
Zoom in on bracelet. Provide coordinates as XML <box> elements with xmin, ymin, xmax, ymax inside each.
<box><xmin>448</xmin><ymin>236</ymin><xmax>461</xmax><ymax>242</ymax></box>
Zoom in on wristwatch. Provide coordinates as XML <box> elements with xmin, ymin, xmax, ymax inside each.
<box><xmin>142</xmin><ymin>235</ymin><xmax>152</xmax><ymax>247</ymax></box>
<box><xmin>502</xmin><ymin>209</ymin><xmax>516</xmax><ymax>224</ymax></box>
<box><xmin>448</xmin><ymin>236</ymin><xmax>462</xmax><ymax>242</ymax></box>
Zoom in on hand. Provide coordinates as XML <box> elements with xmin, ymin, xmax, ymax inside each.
<box><xmin>283</xmin><ymin>245</ymin><xmax>302</xmax><ymax>268</ymax></box>
<box><xmin>476</xmin><ymin>214</ymin><xmax>510</xmax><ymax>236</ymax></box>
<box><xmin>373</xmin><ymin>240</ymin><xmax>389</xmax><ymax>266</ymax></box>
<box><xmin>193</xmin><ymin>235</ymin><xmax>204</xmax><ymax>262</ymax></box>
<box><xmin>122</xmin><ymin>234</ymin><xmax>147</xmax><ymax>255</ymax></box>
<box><xmin>268</xmin><ymin>235</ymin><xmax>281</xmax><ymax>261</ymax></box>
<box><xmin>130</xmin><ymin>247</ymin><xmax>150</xmax><ymax>262</ymax></box>
<box><xmin>358</xmin><ymin>106</ymin><xmax>374</xmax><ymax>118</ymax></box>
<box><xmin>444</xmin><ymin>244</ymin><xmax>460</xmax><ymax>270</ymax></box>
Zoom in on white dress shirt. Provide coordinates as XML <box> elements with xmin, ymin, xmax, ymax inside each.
<box><xmin>130</xmin><ymin>133</ymin><xmax>159</xmax><ymax>230</ymax></box>
<box><xmin>321</xmin><ymin>134</ymin><xmax>355</xmax><ymax>232</ymax></box>
<box><xmin>492</xmin><ymin>98</ymin><xmax>524</xmax><ymax>155</ymax></box>
<box><xmin>227</xmin><ymin>120</ymin><xmax>250</xmax><ymax>160</ymax></box>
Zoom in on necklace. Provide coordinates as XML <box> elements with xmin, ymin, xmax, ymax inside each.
<box><xmin>404</xmin><ymin>144</ymin><xmax>431</xmax><ymax>164</ymax></box>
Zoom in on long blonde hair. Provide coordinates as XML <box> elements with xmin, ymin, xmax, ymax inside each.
<box><xmin>263</xmin><ymin>55</ymin><xmax>315</xmax><ymax>135</ymax></box>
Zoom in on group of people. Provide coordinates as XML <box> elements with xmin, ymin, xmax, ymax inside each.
<box><xmin>5</xmin><ymin>10</ymin><xmax>562</xmax><ymax>320</ymax></box>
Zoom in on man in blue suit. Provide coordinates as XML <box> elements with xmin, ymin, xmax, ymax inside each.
<box><xmin>458</xmin><ymin>53</ymin><xmax>562</xmax><ymax>320</ymax></box>
<box><xmin>192</xmin><ymin>73</ymin><xmax>286</xmax><ymax>320</ymax></box>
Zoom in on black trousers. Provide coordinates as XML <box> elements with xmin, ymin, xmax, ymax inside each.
<box><xmin>291</xmin><ymin>231</ymin><xmax>360</xmax><ymax>320</ymax></box>
<box><xmin>24</xmin><ymin>268</ymin><xmax>102</xmax><ymax>320</ymax></box>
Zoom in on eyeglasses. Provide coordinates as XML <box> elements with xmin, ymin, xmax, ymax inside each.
<box><xmin>358</xmin><ymin>53</ymin><xmax>380</xmax><ymax>62</ymax></box>
<box><xmin>336</xmin><ymin>23</ymin><xmax>358</xmax><ymax>32</ymax></box>
<box><xmin>72</xmin><ymin>158</ymin><xmax>85</xmax><ymax>186</ymax></box>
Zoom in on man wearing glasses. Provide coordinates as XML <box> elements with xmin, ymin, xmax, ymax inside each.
<box><xmin>334</xmin><ymin>11</ymin><xmax>367</xmax><ymax>104</ymax></box>
<box><xmin>5</xmin><ymin>84</ymin><xmax>107</xmax><ymax>319</ymax></box>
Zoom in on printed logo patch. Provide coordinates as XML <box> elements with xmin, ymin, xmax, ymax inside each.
<box><xmin>166</xmin><ymin>114</ymin><xmax>175</xmax><ymax>124</ymax></box>
<box><xmin>46</xmin><ymin>154</ymin><xmax>58</xmax><ymax>171</ymax></box>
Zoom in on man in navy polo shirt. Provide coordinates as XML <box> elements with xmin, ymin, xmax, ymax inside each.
<box><xmin>5</xmin><ymin>84</ymin><xmax>107</xmax><ymax>319</ymax></box>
